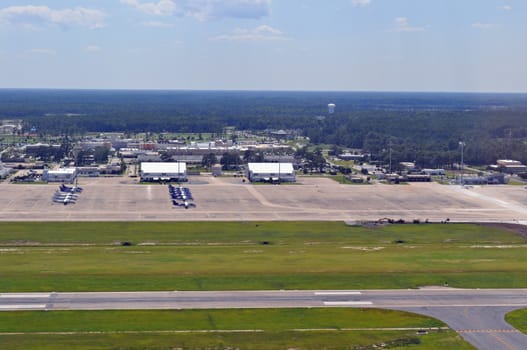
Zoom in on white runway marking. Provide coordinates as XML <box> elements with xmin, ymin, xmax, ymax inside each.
<box><xmin>0</xmin><ymin>294</ymin><xmax>50</xmax><ymax>298</ymax></box>
<box><xmin>324</xmin><ymin>301</ymin><xmax>372</xmax><ymax>306</ymax></box>
<box><xmin>0</xmin><ymin>304</ymin><xmax>46</xmax><ymax>310</ymax></box>
<box><xmin>315</xmin><ymin>292</ymin><xmax>361</xmax><ymax>296</ymax></box>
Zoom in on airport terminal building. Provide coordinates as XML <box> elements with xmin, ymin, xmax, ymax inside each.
<box><xmin>140</xmin><ymin>162</ymin><xmax>187</xmax><ymax>182</ymax></box>
<box><xmin>247</xmin><ymin>162</ymin><xmax>295</xmax><ymax>182</ymax></box>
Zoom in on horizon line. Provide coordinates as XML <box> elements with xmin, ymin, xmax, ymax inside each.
<box><xmin>1</xmin><ymin>87</ymin><xmax>527</xmax><ymax>95</ymax></box>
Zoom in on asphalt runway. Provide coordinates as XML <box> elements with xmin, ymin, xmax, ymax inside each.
<box><xmin>1</xmin><ymin>176</ymin><xmax>527</xmax><ymax>222</ymax></box>
<box><xmin>1</xmin><ymin>288</ymin><xmax>527</xmax><ymax>349</ymax></box>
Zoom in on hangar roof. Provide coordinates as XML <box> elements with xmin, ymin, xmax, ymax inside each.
<box><xmin>248</xmin><ymin>162</ymin><xmax>294</xmax><ymax>174</ymax></box>
<box><xmin>141</xmin><ymin>162</ymin><xmax>187</xmax><ymax>174</ymax></box>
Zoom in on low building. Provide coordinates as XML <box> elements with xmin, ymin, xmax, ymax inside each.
<box><xmin>502</xmin><ymin>165</ymin><xmax>527</xmax><ymax>174</ymax></box>
<box><xmin>263</xmin><ymin>155</ymin><xmax>295</xmax><ymax>163</ymax></box>
<box><xmin>497</xmin><ymin>159</ymin><xmax>522</xmax><ymax>167</ymax></box>
<box><xmin>487</xmin><ymin>173</ymin><xmax>507</xmax><ymax>184</ymax></box>
<box><xmin>0</xmin><ymin>161</ymin><xmax>12</xmax><ymax>179</ymax></box>
<box><xmin>247</xmin><ymin>162</ymin><xmax>295</xmax><ymax>182</ymax></box>
<box><xmin>137</xmin><ymin>152</ymin><xmax>162</xmax><ymax>163</ymax></box>
<box><xmin>212</xmin><ymin>163</ymin><xmax>222</xmax><ymax>177</ymax></box>
<box><xmin>171</xmin><ymin>155</ymin><xmax>205</xmax><ymax>164</ymax></box>
<box><xmin>43</xmin><ymin>167</ymin><xmax>78</xmax><ymax>183</ymax></box>
<box><xmin>140</xmin><ymin>162</ymin><xmax>187</xmax><ymax>182</ymax></box>
<box><xmin>404</xmin><ymin>174</ymin><xmax>432</xmax><ymax>182</ymax></box>
<box><xmin>337</xmin><ymin>153</ymin><xmax>367</xmax><ymax>162</ymax></box>
<box><xmin>494</xmin><ymin>159</ymin><xmax>527</xmax><ymax>174</ymax></box>
<box><xmin>423</xmin><ymin>168</ymin><xmax>446</xmax><ymax>176</ymax></box>
<box><xmin>462</xmin><ymin>176</ymin><xmax>488</xmax><ymax>185</ymax></box>
<box><xmin>77</xmin><ymin>167</ymin><xmax>100</xmax><ymax>177</ymax></box>
<box><xmin>345</xmin><ymin>175</ymin><xmax>364</xmax><ymax>183</ymax></box>
<box><xmin>400</xmin><ymin>162</ymin><xmax>416</xmax><ymax>171</ymax></box>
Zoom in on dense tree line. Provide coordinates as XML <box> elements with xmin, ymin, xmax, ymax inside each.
<box><xmin>19</xmin><ymin>110</ymin><xmax>527</xmax><ymax>167</ymax></box>
<box><xmin>4</xmin><ymin>90</ymin><xmax>527</xmax><ymax>167</ymax></box>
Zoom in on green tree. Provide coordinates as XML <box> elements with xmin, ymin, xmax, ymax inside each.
<box><xmin>220</xmin><ymin>152</ymin><xmax>241</xmax><ymax>170</ymax></box>
<box><xmin>202</xmin><ymin>153</ymin><xmax>218</xmax><ymax>168</ymax></box>
<box><xmin>243</xmin><ymin>150</ymin><xmax>264</xmax><ymax>163</ymax></box>
<box><xmin>94</xmin><ymin>146</ymin><xmax>110</xmax><ymax>163</ymax></box>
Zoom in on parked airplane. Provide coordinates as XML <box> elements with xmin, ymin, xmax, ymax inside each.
<box><xmin>169</xmin><ymin>185</ymin><xmax>193</xmax><ymax>200</ymax></box>
<box><xmin>52</xmin><ymin>191</ymin><xmax>78</xmax><ymax>205</ymax></box>
<box><xmin>60</xmin><ymin>183</ymin><xmax>83</xmax><ymax>193</ymax></box>
<box><xmin>169</xmin><ymin>185</ymin><xmax>195</xmax><ymax>209</ymax></box>
<box><xmin>172</xmin><ymin>199</ymin><xmax>196</xmax><ymax>209</ymax></box>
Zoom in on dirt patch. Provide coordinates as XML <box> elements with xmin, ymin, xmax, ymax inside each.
<box><xmin>479</xmin><ymin>223</ymin><xmax>527</xmax><ymax>240</ymax></box>
<box><xmin>470</xmin><ymin>245</ymin><xmax>527</xmax><ymax>249</ymax></box>
<box><xmin>341</xmin><ymin>246</ymin><xmax>385</xmax><ymax>251</ymax></box>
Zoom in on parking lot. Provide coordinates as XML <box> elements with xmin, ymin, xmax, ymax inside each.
<box><xmin>0</xmin><ymin>176</ymin><xmax>526</xmax><ymax>222</ymax></box>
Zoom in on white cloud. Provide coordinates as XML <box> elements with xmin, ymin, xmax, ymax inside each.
<box><xmin>120</xmin><ymin>0</ymin><xmax>176</xmax><ymax>16</ymax></box>
<box><xmin>212</xmin><ymin>24</ymin><xmax>288</xmax><ymax>41</ymax></box>
<box><xmin>28</xmin><ymin>48</ymin><xmax>56</xmax><ymax>55</ymax></box>
<box><xmin>121</xmin><ymin>0</ymin><xmax>271</xmax><ymax>21</ymax></box>
<box><xmin>141</xmin><ymin>20</ymin><xmax>175</xmax><ymax>28</ymax></box>
<box><xmin>498</xmin><ymin>5</ymin><xmax>512</xmax><ymax>11</ymax></box>
<box><xmin>190</xmin><ymin>0</ymin><xmax>271</xmax><ymax>21</ymax></box>
<box><xmin>394</xmin><ymin>17</ymin><xmax>425</xmax><ymax>32</ymax></box>
<box><xmin>351</xmin><ymin>0</ymin><xmax>371</xmax><ymax>7</ymax></box>
<box><xmin>0</xmin><ymin>5</ymin><xmax>106</xmax><ymax>29</ymax></box>
<box><xmin>472</xmin><ymin>22</ymin><xmax>494</xmax><ymax>30</ymax></box>
<box><xmin>84</xmin><ymin>45</ymin><xmax>101</xmax><ymax>52</ymax></box>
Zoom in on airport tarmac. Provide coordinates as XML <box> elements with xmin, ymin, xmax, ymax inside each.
<box><xmin>1</xmin><ymin>176</ymin><xmax>527</xmax><ymax>222</ymax></box>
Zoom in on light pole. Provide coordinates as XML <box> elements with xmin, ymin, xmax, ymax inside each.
<box><xmin>459</xmin><ymin>141</ymin><xmax>465</xmax><ymax>185</ymax></box>
<box><xmin>177</xmin><ymin>160</ymin><xmax>180</xmax><ymax>183</ymax></box>
<box><xmin>389</xmin><ymin>140</ymin><xmax>392</xmax><ymax>174</ymax></box>
<box><xmin>278</xmin><ymin>152</ymin><xmax>281</xmax><ymax>183</ymax></box>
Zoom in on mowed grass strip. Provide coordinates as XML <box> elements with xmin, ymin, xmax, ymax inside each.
<box><xmin>0</xmin><ymin>309</ymin><xmax>474</xmax><ymax>350</ymax></box>
<box><xmin>0</xmin><ymin>309</ymin><xmax>443</xmax><ymax>332</ymax></box>
<box><xmin>0</xmin><ymin>330</ymin><xmax>473</xmax><ymax>350</ymax></box>
<box><xmin>0</xmin><ymin>222</ymin><xmax>526</xmax><ymax>291</ymax></box>
<box><xmin>0</xmin><ymin>222</ymin><xmax>522</xmax><ymax>245</ymax></box>
<box><xmin>506</xmin><ymin>308</ymin><xmax>527</xmax><ymax>334</ymax></box>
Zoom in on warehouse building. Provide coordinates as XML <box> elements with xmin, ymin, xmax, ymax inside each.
<box><xmin>247</xmin><ymin>162</ymin><xmax>295</xmax><ymax>183</ymax></box>
<box><xmin>43</xmin><ymin>167</ymin><xmax>78</xmax><ymax>183</ymax></box>
<box><xmin>140</xmin><ymin>162</ymin><xmax>187</xmax><ymax>182</ymax></box>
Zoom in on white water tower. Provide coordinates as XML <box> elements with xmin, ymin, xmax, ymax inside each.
<box><xmin>328</xmin><ymin>103</ymin><xmax>336</xmax><ymax>114</ymax></box>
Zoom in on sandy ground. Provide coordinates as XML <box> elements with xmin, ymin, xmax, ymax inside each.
<box><xmin>1</xmin><ymin>176</ymin><xmax>527</xmax><ymax>222</ymax></box>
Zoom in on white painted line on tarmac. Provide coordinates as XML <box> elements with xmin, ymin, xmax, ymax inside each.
<box><xmin>0</xmin><ymin>304</ymin><xmax>46</xmax><ymax>310</ymax></box>
<box><xmin>315</xmin><ymin>292</ymin><xmax>361</xmax><ymax>296</ymax></box>
<box><xmin>324</xmin><ymin>301</ymin><xmax>372</xmax><ymax>306</ymax></box>
<box><xmin>392</xmin><ymin>303</ymin><xmax>527</xmax><ymax>308</ymax></box>
<box><xmin>0</xmin><ymin>294</ymin><xmax>50</xmax><ymax>298</ymax></box>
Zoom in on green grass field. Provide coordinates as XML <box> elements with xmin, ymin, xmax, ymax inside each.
<box><xmin>506</xmin><ymin>308</ymin><xmax>527</xmax><ymax>334</ymax></box>
<box><xmin>0</xmin><ymin>308</ymin><xmax>473</xmax><ymax>349</ymax></box>
<box><xmin>0</xmin><ymin>222</ymin><xmax>526</xmax><ymax>291</ymax></box>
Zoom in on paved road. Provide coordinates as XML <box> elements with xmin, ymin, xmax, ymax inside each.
<box><xmin>1</xmin><ymin>288</ymin><xmax>527</xmax><ymax>349</ymax></box>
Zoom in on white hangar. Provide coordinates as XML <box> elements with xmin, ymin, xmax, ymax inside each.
<box><xmin>140</xmin><ymin>162</ymin><xmax>187</xmax><ymax>182</ymax></box>
<box><xmin>247</xmin><ymin>162</ymin><xmax>295</xmax><ymax>183</ymax></box>
<box><xmin>43</xmin><ymin>168</ymin><xmax>78</xmax><ymax>183</ymax></box>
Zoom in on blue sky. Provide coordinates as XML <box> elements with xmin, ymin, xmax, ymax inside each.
<box><xmin>0</xmin><ymin>0</ymin><xmax>525</xmax><ymax>92</ymax></box>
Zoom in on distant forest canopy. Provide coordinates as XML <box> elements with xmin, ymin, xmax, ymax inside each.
<box><xmin>2</xmin><ymin>89</ymin><xmax>527</xmax><ymax>167</ymax></box>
